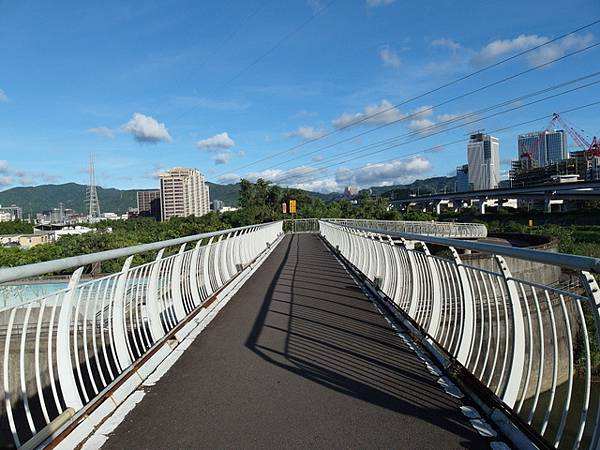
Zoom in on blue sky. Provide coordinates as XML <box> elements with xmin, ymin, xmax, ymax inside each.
<box><xmin>1</xmin><ymin>0</ymin><xmax>599</xmax><ymax>193</ymax></box>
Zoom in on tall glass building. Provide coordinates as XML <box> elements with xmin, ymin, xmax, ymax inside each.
<box><xmin>467</xmin><ymin>133</ymin><xmax>500</xmax><ymax>190</ymax></box>
<box><xmin>517</xmin><ymin>129</ymin><xmax>567</xmax><ymax>166</ymax></box>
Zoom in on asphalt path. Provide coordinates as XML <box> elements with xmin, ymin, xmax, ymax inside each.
<box><xmin>101</xmin><ymin>234</ymin><xmax>493</xmax><ymax>449</ymax></box>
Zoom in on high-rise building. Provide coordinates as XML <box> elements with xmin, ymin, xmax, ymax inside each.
<box><xmin>137</xmin><ymin>190</ymin><xmax>161</xmax><ymax>220</ymax></box>
<box><xmin>0</xmin><ymin>205</ymin><xmax>23</xmax><ymax>221</ymax></box>
<box><xmin>517</xmin><ymin>129</ymin><xmax>567</xmax><ymax>167</ymax></box>
<box><xmin>159</xmin><ymin>168</ymin><xmax>210</xmax><ymax>221</ymax></box>
<box><xmin>455</xmin><ymin>164</ymin><xmax>470</xmax><ymax>192</ymax></box>
<box><xmin>467</xmin><ymin>133</ymin><xmax>500</xmax><ymax>190</ymax></box>
<box><xmin>211</xmin><ymin>199</ymin><xmax>225</xmax><ymax>212</ymax></box>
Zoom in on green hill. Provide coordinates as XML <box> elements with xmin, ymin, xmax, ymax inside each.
<box><xmin>0</xmin><ymin>182</ymin><xmax>243</xmax><ymax>215</ymax></box>
<box><xmin>0</xmin><ymin>175</ymin><xmax>458</xmax><ymax>216</ymax></box>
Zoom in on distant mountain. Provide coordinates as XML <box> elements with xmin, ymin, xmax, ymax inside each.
<box><xmin>0</xmin><ymin>182</ymin><xmax>243</xmax><ymax>216</ymax></box>
<box><xmin>207</xmin><ymin>182</ymin><xmax>241</xmax><ymax>206</ymax></box>
<box><xmin>0</xmin><ymin>175</ymin><xmax>458</xmax><ymax>216</ymax></box>
<box><xmin>363</xmin><ymin>176</ymin><xmax>457</xmax><ymax>199</ymax></box>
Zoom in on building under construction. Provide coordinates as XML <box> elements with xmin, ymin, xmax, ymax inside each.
<box><xmin>510</xmin><ymin>113</ymin><xmax>600</xmax><ymax>186</ymax></box>
<box><xmin>510</xmin><ymin>151</ymin><xmax>600</xmax><ymax>186</ymax></box>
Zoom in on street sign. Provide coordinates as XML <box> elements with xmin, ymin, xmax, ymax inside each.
<box><xmin>282</xmin><ymin>202</ymin><xmax>287</xmax><ymax>214</ymax></box>
<box><xmin>289</xmin><ymin>199</ymin><xmax>297</xmax><ymax>214</ymax></box>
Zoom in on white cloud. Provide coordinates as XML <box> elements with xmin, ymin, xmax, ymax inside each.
<box><xmin>219</xmin><ymin>155</ymin><xmax>432</xmax><ymax>193</ymax></box>
<box><xmin>287</xmin><ymin>126</ymin><xmax>327</xmax><ymax>140</ymax></box>
<box><xmin>87</xmin><ymin>126</ymin><xmax>115</xmax><ymax>138</ymax></box>
<box><xmin>0</xmin><ymin>160</ymin><xmax>57</xmax><ymax>187</ymax></box>
<box><xmin>312</xmin><ymin>155</ymin><xmax>324</xmax><ymax>162</ymax></box>
<box><xmin>196</xmin><ymin>132</ymin><xmax>235</xmax><ymax>149</ymax></box>
<box><xmin>217</xmin><ymin>173</ymin><xmax>242</xmax><ymax>184</ymax></box>
<box><xmin>412</xmin><ymin>105</ymin><xmax>433</xmax><ymax>118</ymax></box>
<box><xmin>214</xmin><ymin>152</ymin><xmax>231</xmax><ymax>165</ymax></box>
<box><xmin>367</xmin><ymin>0</ymin><xmax>396</xmax><ymax>6</ymax></box>
<box><xmin>307</xmin><ymin>0</ymin><xmax>324</xmax><ymax>13</ymax></box>
<box><xmin>437</xmin><ymin>113</ymin><xmax>462</xmax><ymax>122</ymax></box>
<box><xmin>333</xmin><ymin>99</ymin><xmax>405</xmax><ymax>128</ymax></box>
<box><xmin>122</xmin><ymin>113</ymin><xmax>172</xmax><ymax>143</ymax></box>
<box><xmin>379</xmin><ymin>47</ymin><xmax>401</xmax><ymax>67</ymax></box>
<box><xmin>0</xmin><ymin>89</ymin><xmax>9</xmax><ymax>103</ymax></box>
<box><xmin>471</xmin><ymin>33</ymin><xmax>594</xmax><ymax>67</ymax></box>
<box><xmin>431</xmin><ymin>38</ymin><xmax>462</xmax><ymax>51</ymax></box>
<box><xmin>408</xmin><ymin>118</ymin><xmax>435</xmax><ymax>133</ymax></box>
<box><xmin>335</xmin><ymin>156</ymin><xmax>431</xmax><ymax>187</ymax></box>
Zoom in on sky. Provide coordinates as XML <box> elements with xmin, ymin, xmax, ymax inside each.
<box><xmin>1</xmin><ymin>0</ymin><xmax>599</xmax><ymax>194</ymax></box>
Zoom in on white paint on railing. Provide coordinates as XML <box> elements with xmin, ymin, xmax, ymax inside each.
<box><xmin>319</xmin><ymin>220</ymin><xmax>600</xmax><ymax>450</ymax></box>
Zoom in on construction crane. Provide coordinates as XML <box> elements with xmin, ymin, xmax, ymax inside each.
<box><xmin>548</xmin><ymin>112</ymin><xmax>600</xmax><ymax>157</ymax></box>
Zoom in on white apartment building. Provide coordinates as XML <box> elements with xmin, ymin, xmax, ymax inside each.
<box><xmin>159</xmin><ymin>168</ymin><xmax>210</xmax><ymax>221</ymax></box>
<box><xmin>467</xmin><ymin>133</ymin><xmax>500</xmax><ymax>191</ymax></box>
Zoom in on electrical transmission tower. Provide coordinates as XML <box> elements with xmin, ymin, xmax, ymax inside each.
<box><xmin>86</xmin><ymin>153</ymin><xmax>101</xmax><ymax>221</ymax></box>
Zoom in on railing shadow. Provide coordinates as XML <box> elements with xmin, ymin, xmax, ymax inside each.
<box><xmin>245</xmin><ymin>234</ymin><xmax>485</xmax><ymax>447</ymax></box>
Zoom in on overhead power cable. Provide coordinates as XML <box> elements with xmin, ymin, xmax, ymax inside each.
<box><xmin>232</xmin><ymin>52</ymin><xmax>600</xmax><ymax>178</ymax></box>
<box><xmin>172</xmin><ymin>0</ymin><xmax>335</xmax><ymax>122</ymax></box>
<box><xmin>266</xmin><ymin>78</ymin><xmax>600</xmax><ymax>186</ymax></box>
<box><xmin>272</xmin><ymin>81</ymin><xmax>600</xmax><ymax>186</ymax></box>
<box><xmin>270</xmin><ymin>100</ymin><xmax>600</xmax><ymax>189</ymax></box>
<box><xmin>281</xmin><ymin>71</ymin><xmax>600</xmax><ymax>173</ymax></box>
<box><xmin>211</xmin><ymin>18</ymin><xmax>600</xmax><ymax>178</ymax></box>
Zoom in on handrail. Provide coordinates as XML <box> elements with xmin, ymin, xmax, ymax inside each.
<box><xmin>0</xmin><ymin>221</ymin><xmax>284</xmax><ymax>448</ymax></box>
<box><xmin>319</xmin><ymin>220</ymin><xmax>600</xmax><ymax>450</ymax></box>
<box><xmin>0</xmin><ymin>222</ymin><xmax>278</xmax><ymax>284</ymax></box>
<box><xmin>339</xmin><ymin>223</ymin><xmax>600</xmax><ymax>273</ymax></box>
<box><xmin>324</xmin><ymin>218</ymin><xmax>487</xmax><ymax>239</ymax></box>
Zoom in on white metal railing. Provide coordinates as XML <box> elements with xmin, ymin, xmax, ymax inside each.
<box><xmin>0</xmin><ymin>221</ymin><xmax>283</xmax><ymax>448</ymax></box>
<box><xmin>325</xmin><ymin>218</ymin><xmax>488</xmax><ymax>238</ymax></box>
<box><xmin>320</xmin><ymin>220</ymin><xmax>600</xmax><ymax>450</ymax></box>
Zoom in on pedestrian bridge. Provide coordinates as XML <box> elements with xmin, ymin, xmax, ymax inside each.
<box><xmin>1</xmin><ymin>219</ymin><xmax>599</xmax><ymax>449</ymax></box>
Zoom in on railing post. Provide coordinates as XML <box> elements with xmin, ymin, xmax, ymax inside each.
<box><xmin>171</xmin><ymin>244</ymin><xmax>188</xmax><ymax>322</ymax></box>
<box><xmin>496</xmin><ymin>255</ymin><xmax>525</xmax><ymax>408</ymax></box>
<box><xmin>450</xmin><ymin>248</ymin><xmax>475</xmax><ymax>366</ymax></box>
<box><xmin>112</xmin><ymin>256</ymin><xmax>134</xmax><ymax>371</ymax></box>
<box><xmin>56</xmin><ymin>267</ymin><xmax>84</xmax><ymax>410</ymax></box>
<box><xmin>401</xmin><ymin>239</ymin><xmax>420</xmax><ymax>318</ymax></box>
<box><xmin>147</xmin><ymin>249</ymin><xmax>166</xmax><ymax>342</ymax></box>
<box><xmin>203</xmin><ymin>237</ymin><xmax>215</xmax><ymax>296</ymax></box>
<box><xmin>580</xmin><ymin>271</ymin><xmax>600</xmax><ymax>450</ymax></box>
<box><xmin>423</xmin><ymin>244</ymin><xmax>442</xmax><ymax>339</ymax></box>
<box><xmin>189</xmin><ymin>240</ymin><xmax>203</xmax><ymax>307</ymax></box>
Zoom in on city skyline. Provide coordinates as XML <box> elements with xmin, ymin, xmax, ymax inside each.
<box><xmin>0</xmin><ymin>1</ymin><xmax>599</xmax><ymax>194</ymax></box>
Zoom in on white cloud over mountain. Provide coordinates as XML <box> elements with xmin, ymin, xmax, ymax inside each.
<box><xmin>196</xmin><ymin>132</ymin><xmax>235</xmax><ymax>149</ymax></box>
<box><xmin>122</xmin><ymin>113</ymin><xmax>172</xmax><ymax>143</ymax></box>
<box><xmin>216</xmin><ymin>156</ymin><xmax>432</xmax><ymax>193</ymax></box>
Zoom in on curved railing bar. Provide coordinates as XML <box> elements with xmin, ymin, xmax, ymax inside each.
<box><xmin>0</xmin><ymin>222</ymin><xmax>280</xmax><ymax>284</ymax></box>
<box><xmin>336</xmin><ymin>223</ymin><xmax>600</xmax><ymax>273</ymax></box>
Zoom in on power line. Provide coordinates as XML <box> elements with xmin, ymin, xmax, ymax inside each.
<box><xmin>212</xmin><ymin>18</ymin><xmax>600</xmax><ymax>178</ymax></box>
<box><xmin>266</xmin><ymin>79</ymin><xmax>600</xmax><ymax>187</ymax></box>
<box><xmin>172</xmin><ymin>0</ymin><xmax>335</xmax><ymax>122</ymax></box>
<box><xmin>282</xmin><ymin>71</ymin><xmax>600</xmax><ymax>172</ymax></box>
<box><xmin>270</xmin><ymin>100</ymin><xmax>600</xmax><ymax>190</ymax></box>
<box><xmin>234</xmin><ymin>50</ymin><xmax>600</xmax><ymax>178</ymax></box>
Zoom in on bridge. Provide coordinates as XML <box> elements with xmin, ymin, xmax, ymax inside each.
<box><xmin>391</xmin><ymin>179</ymin><xmax>600</xmax><ymax>213</ymax></box>
<box><xmin>1</xmin><ymin>219</ymin><xmax>599</xmax><ymax>449</ymax></box>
